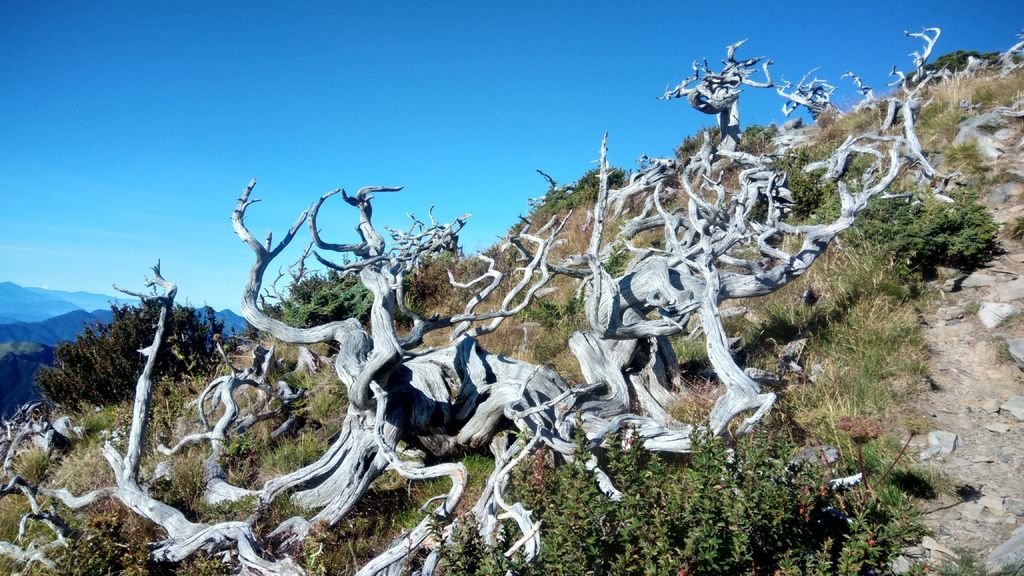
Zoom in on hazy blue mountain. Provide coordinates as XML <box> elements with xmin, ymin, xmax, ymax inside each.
<box><xmin>0</xmin><ymin>282</ymin><xmax>124</xmax><ymax>323</ymax></box>
<box><xmin>0</xmin><ymin>308</ymin><xmax>246</xmax><ymax>346</ymax></box>
<box><xmin>0</xmin><ymin>341</ymin><xmax>53</xmax><ymax>418</ymax></box>
<box><xmin>0</xmin><ymin>309</ymin><xmax>113</xmax><ymax>346</ymax></box>
<box><xmin>0</xmin><ymin>281</ymin><xmax>248</xmax><ymax>415</ymax></box>
<box><xmin>23</xmin><ymin>286</ymin><xmax>123</xmax><ymax>313</ymax></box>
<box><xmin>216</xmin><ymin>309</ymin><xmax>249</xmax><ymax>335</ymax></box>
<box><xmin>0</xmin><ymin>282</ymin><xmax>82</xmax><ymax>322</ymax></box>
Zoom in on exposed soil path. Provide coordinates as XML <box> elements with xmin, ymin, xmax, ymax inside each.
<box><xmin>911</xmin><ymin>176</ymin><xmax>1024</xmax><ymax>570</ymax></box>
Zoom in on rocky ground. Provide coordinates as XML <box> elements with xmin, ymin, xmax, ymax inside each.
<box><xmin>902</xmin><ymin>113</ymin><xmax>1024</xmax><ymax>573</ymax></box>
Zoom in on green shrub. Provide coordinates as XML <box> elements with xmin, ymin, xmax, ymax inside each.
<box><xmin>279</xmin><ymin>270</ymin><xmax>373</xmax><ymax>327</ymax></box>
<box><xmin>850</xmin><ymin>192</ymin><xmax>997</xmax><ymax>273</ymax></box>
<box><xmin>926</xmin><ymin>50</ymin><xmax>1000</xmax><ymax>74</ymax></box>
<box><xmin>37</xmin><ymin>303</ymin><xmax>223</xmax><ymax>408</ymax></box>
<box><xmin>524</xmin><ymin>296</ymin><xmax>584</xmax><ymax>329</ymax></box>
<box><xmin>441</xmin><ymin>431</ymin><xmax>924</xmax><ymax>575</ymax></box>
<box><xmin>533</xmin><ymin>167</ymin><xmax>627</xmax><ymax>220</ymax></box>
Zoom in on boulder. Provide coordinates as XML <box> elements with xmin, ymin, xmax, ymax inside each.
<box><xmin>993</xmin><ymin>279</ymin><xmax>1024</xmax><ymax>302</ymax></box>
<box><xmin>1001</xmin><ymin>396</ymin><xmax>1024</xmax><ymax>421</ymax></box>
<box><xmin>920</xmin><ymin>430</ymin><xmax>960</xmax><ymax>459</ymax></box>
<box><xmin>1007</xmin><ymin>339</ymin><xmax>1024</xmax><ymax>370</ymax></box>
<box><xmin>962</xmin><ymin>273</ymin><xmax>997</xmax><ymax>288</ymax></box>
<box><xmin>987</xmin><ymin>181</ymin><xmax>1024</xmax><ymax>204</ymax></box>
<box><xmin>955</xmin><ymin>111</ymin><xmax>1007</xmax><ymax>160</ymax></box>
<box><xmin>988</xmin><ymin>524</ymin><xmax>1024</xmax><ymax>574</ymax></box>
<box><xmin>979</xmin><ymin>302</ymin><xmax>1019</xmax><ymax>329</ymax></box>
<box><xmin>937</xmin><ymin>306</ymin><xmax>963</xmax><ymax>321</ymax></box>
<box><xmin>793</xmin><ymin>445</ymin><xmax>839</xmax><ymax>465</ymax></box>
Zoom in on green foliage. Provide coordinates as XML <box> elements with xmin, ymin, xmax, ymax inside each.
<box><xmin>926</xmin><ymin>50</ymin><xmax>1000</xmax><ymax>73</ymax></box>
<box><xmin>850</xmin><ymin>192</ymin><xmax>997</xmax><ymax>273</ymax></box>
<box><xmin>442</xmin><ymin>431</ymin><xmax>923</xmax><ymax>575</ymax></box>
<box><xmin>603</xmin><ymin>243</ymin><xmax>630</xmax><ymax>277</ymax></box>
<box><xmin>676</xmin><ymin>127</ymin><xmax>720</xmax><ymax>159</ymax></box>
<box><xmin>533</xmin><ymin>167</ymin><xmax>627</xmax><ymax>219</ymax></box>
<box><xmin>280</xmin><ymin>270</ymin><xmax>372</xmax><ymax>327</ymax></box>
<box><xmin>524</xmin><ymin>296</ymin><xmax>584</xmax><ymax>329</ymax></box>
<box><xmin>740</xmin><ymin>124</ymin><xmax>779</xmax><ymax>154</ymax></box>
<box><xmin>37</xmin><ymin>303</ymin><xmax>223</xmax><ymax>409</ymax></box>
<box><xmin>776</xmin><ymin>143</ymin><xmax>997</xmax><ymax>274</ymax></box>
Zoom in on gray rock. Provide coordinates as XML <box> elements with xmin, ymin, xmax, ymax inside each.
<box><xmin>960</xmin><ymin>502</ymin><xmax>986</xmax><ymax>521</ymax></box>
<box><xmin>921</xmin><ymin>536</ymin><xmax>958</xmax><ymax>560</ymax></box>
<box><xmin>987</xmin><ymin>181</ymin><xmax>1024</xmax><ymax>204</ymax></box>
<box><xmin>781</xmin><ymin>117</ymin><xmax>803</xmax><ymax>131</ymax></box>
<box><xmin>794</xmin><ymin>445</ymin><xmax>839</xmax><ymax>465</ymax></box>
<box><xmin>979</xmin><ymin>494</ymin><xmax>1006</xmax><ymax>515</ymax></box>
<box><xmin>937</xmin><ymin>267</ymin><xmax>968</xmax><ymax>292</ymax></box>
<box><xmin>979</xmin><ymin>302</ymin><xmax>1019</xmax><ymax>329</ymax></box>
<box><xmin>993</xmin><ymin>278</ymin><xmax>1024</xmax><ymax>302</ymax></box>
<box><xmin>1007</xmin><ymin>339</ymin><xmax>1024</xmax><ymax>370</ymax></box>
<box><xmin>920</xmin><ymin>430</ymin><xmax>960</xmax><ymax>459</ymax></box>
<box><xmin>955</xmin><ymin>111</ymin><xmax>1007</xmax><ymax>160</ymax></box>
<box><xmin>902</xmin><ymin>546</ymin><xmax>927</xmax><ymax>559</ymax></box>
<box><xmin>937</xmin><ymin>306</ymin><xmax>963</xmax><ymax>321</ymax></box>
<box><xmin>1001</xmin><ymin>396</ymin><xmax>1024</xmax><ymax>421</ymax></box>
<box><xmin>809</xmin><ymin>362</ymin><xmax>824</xmax><ymax>382</ymax></box>
<box><xmin>1006</xmin><ymin>498</ymin><xmax>1024</xmax><ymax>517</ymax></box>
<box><xmin>962</xmin><ymin>273</ymin><xmax>997</xmax><ymax>288</ymax></box>
<box><xmin>981</xmin><ymin>398</ymin><xmax>1002</xmax><ymax>414</ymax></box>
<box><xmin>890</xmin><ymin>555</ymin><xmax>914</xmax><ymax>575</ymax></box>
<box><xmin>994</xmin><ymin>127</ymin><xmax>1016</xmax><ymax>141</ymax></box>
<box><xmin>988</xmin><ymin>524</ymin><xmax>1024</xmax><ymax>574</ymax></box>
<box><xmin>986</xmin><ymin>421</ymin><xmax>1012</xmax><ymax>433</ymax></box>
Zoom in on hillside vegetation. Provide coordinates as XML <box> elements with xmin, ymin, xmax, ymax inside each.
<box><xmin>2</xmin><ymin>29</ymin><xmax>1023</xmax><ymax>576</ymax></box>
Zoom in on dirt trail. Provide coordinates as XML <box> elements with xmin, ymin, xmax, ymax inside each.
<box><xmin>911</xmin><ymin>196</ymin><xmax>1024</xmax><ymax>566</ymax></box>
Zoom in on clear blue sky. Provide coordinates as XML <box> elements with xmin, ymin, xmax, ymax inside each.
<box><xmin>1</xmin><ymin>1</ymin><xmax>1019</xmax><ymax>310</ymax></box>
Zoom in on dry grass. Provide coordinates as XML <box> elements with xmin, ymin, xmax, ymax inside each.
<box><xmin>50</xmin><ymin>442</ymin><xmax>115</xmax><ymax>494</ymax></box>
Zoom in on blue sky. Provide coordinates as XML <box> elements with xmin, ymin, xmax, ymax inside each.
<box><xmin>1</xmin><ymin>1</ymin><xmax>1019</xmax><ymax>311</ymax></box>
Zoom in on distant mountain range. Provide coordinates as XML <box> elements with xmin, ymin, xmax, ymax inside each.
<box><xmin>0</xmin><ymin>341</ymin><xmax>53</xmax><ymax>418</ymax></box>
<box><xmin>0</xmin><ymin>309</ymin><xmax>114</xmax><ymax>346</ymax></box>
<box><xmin>0</xmin><ymin>281</ymin><xmax>124</xmax><ymax>323</ymax></box>
<box><xmin>0</xmin><ymin>282</ymin><xmax>249</xmax><ymax>417</ymax></box>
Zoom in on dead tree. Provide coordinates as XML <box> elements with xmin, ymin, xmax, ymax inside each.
<box><xmin>662</xmin><ymin>40</ymin><xmax>773</xmax><ymax>151</ymax></box>
<box><xmin>777</xmin><ymin>69</ymin><xmax>840</xmax><ymax>120</ymax></box>
<box><xmin>1000</xmin><ymin>29</ymin><xmax>1024</xmax><ymax>76</ymax></box>
<box><xmin>525</xmin><ymin>124</ymin><xmax>930</xmax><ymax>449</ymax></box>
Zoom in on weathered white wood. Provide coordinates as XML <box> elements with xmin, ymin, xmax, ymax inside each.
<box><xmin>777</xmin><ymin>69</ymin><xmax>839</xmax><ymax>119</ymax></box>
<box><xmin>662</xmin><ymin>40</ymin><xmax>773</xmax><ymax>150</ymax></box>
<box><xmin>999</xmin><ymin>30</ymin><xmax>1024</xmax><ymax>76</ymax></box>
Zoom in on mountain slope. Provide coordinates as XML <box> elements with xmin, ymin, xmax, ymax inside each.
<box><xmin>0</xmin><ymin>282</ymin><xmax>82</xmax><ymax>322</ymax></box>
<box><xmin>0</xmin><ymin>341</ymin><xmax>53</xmax><ymax>418</ymax></box>
<box><xmin>0</xmin><ymin>309</ymin><xmax>113</xmax><ymax>346</ymax></box>
<box><xmin>23</xmin><ymin>286</ymin><xmax>122</xmax><ymax>313</ymax></box>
